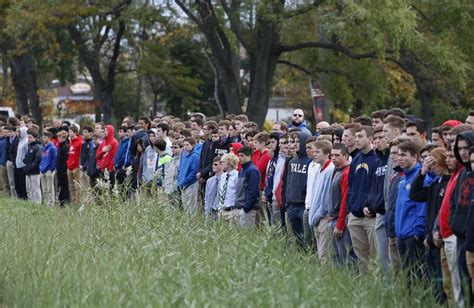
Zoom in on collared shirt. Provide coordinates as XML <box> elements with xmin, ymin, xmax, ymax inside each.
<box><xmin>217</xmin><ymin>169</ymin><xmax>239</xmax><ymax>209</ymax></box>
<box><xmin>205</xmin><ymin>174</ymin><xmax>221</xmax><ymax>213</ymax></box>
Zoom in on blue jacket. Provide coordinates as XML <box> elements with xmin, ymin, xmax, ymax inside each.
<box><xmin>366</xmin><ymin>149</ymin><xmax>389</xmax><ymax>215</ymax></box>
<box><xmin>395</xmin><ymin>163</ymin><xmax>427</xmax><ymax>239</ymax></box>
<box><xmin>235</xmin><ymin>161</ymin><xmax>261</xmax><ymax>212</ymax></box>
<box><xmin>80</xmin><ymin>138</ymin><xmax>94</xmax><ymax>170</ymax></box>
<box><xmin>0</xmin><ymin>137</ymin><xmax>7</xmax><ymax>166</ymax></box>
<box><xmin>114</xmin><ymin>137</ymin><xmax>131</xmax><ymax>170</ymax></box>
<box><xmin>288</xmin><ymin>121</ymin><xmax>312</xmax><ymax>136</ymax></box>
<box><xmin>347</xmin><ymin>149</ymin><xmax>378</xmax><ymax>217</ymax></box>
<box><xmin>178</xmin><ymin>146</ymin><xmax>200</xmax><ymax>189</ymax></box>
<box><xmin>40</xmin><ymin>142</ymin><xmax>57</xmax><ymax>173</ymax></box>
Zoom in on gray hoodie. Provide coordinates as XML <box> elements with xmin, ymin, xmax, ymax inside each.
<box><xmin>15</xmin><ymin>127</ymin><xmax>28</xmax><ymax>168</ymax></box>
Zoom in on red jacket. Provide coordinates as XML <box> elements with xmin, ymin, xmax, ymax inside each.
<box><xmin>439</xmin><ymin>163</ymin><xmax>463</xmax><ymax>239</ymax></box>
<box><xmin>66</xmin><ymin>136</ymin><xmax>83</xmax><ymax>170</ymax></box>
<box><xmin>96</xmin><ymin>125</ymin><xmax>119</xmax><ymax>172</ymax></box>
<box><xmin>252</xmin><ymin>149</ymin><xmax>271</xmax><ymax>190</ymax></box>
<box><xmin>335</xmin><ymin>165</ymin><xmax>350</xmax><ymax>231</ymax></box>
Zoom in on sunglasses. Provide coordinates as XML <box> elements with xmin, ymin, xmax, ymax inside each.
<box><xmin>212</xmin><ymin>162</ymin><xmax>221</xmax><ymax>166</ymax></box>
<box><xmin>171</xmin><ymin>146</ymin><xmax>180</xmax><ymax>149</ymax></box>
<box><xmin>293</xmin><ymin>114</ymin><xmax>303</xmax><ymax>118</ymax></box>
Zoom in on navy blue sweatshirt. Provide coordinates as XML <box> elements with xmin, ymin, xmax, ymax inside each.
<box><xmin>285</xmin><ymin>131</ymin><xmax>311</xmax><ymax>206</ymax></box>
<box><xmin>235</xmin><ymin>160</ymin><xmax>261</xmax><ymax>212</ymax></box>
<box><xmin>80</xmin><ymin>138</ymin><xmax>93</xmax><ymax>171</ymax></box>
<box><xmin>366</xmin><ymin>149</ymin><xmax>389</xmax><ymax>215</ymax></box>
<box><xmin>23</xmin><ymin>141</ymin><xmax>42</xmax><ymax>175</ymax></box>
<box><xmin>348</xmin><ymin>149</ymin><xmax>378</xmax><ymax>218</ymax></box>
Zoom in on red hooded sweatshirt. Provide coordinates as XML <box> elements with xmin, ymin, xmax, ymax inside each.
<box><xmin>252</xmin><ymin>149</ymin><xmax>271</xmax><ymax>190</ymax></box>
<box><xmin>439</xmin><ymin>163</ymin><xmax>463</xmax><ymax>239</ymax></box>
<box><xmin>67</xmin><ymin>135</ymin><xmax>83</xmax><ymax>170</ymax></box>
<box><xmin>96</xmin><ymin>125</ymin><xmax>119</xmax><ymax>172</ymax></box>
<box><xmin>230</xmin><ymin>143</ymin><xmax>243</xmax><ymax>171</ymax></box>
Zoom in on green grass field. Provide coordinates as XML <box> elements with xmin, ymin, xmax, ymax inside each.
<box><xmin>0</xmin><ymin>195</ymin><xmax>435</xmax><ymax>307</ymax></box>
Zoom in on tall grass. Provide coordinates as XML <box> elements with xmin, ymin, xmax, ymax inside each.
<box><xmin>0</xmin><ymin>193</ymin><xmax>435</xmax><ymax>307</ymax></box>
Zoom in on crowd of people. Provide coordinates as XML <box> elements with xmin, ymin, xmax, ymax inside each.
<box><xmin>0</xmin><ymin>108</ymin><xmax>473</xmax><ymax>305</ymax></box>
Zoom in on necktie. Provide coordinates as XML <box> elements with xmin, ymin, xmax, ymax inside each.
<box><xmin>220</xmin><ymin>173</ymin><xmax>231</xmax><ymax>206</ymax></box>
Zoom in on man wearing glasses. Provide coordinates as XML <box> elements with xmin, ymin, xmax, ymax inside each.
<box><xmin>289</xmin><ymin>109</ymin><xmax>312</xmax><ymax>136</ymax></box>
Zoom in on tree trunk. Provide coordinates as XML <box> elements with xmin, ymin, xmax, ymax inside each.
<box><xmin>23</xmin><ymin>54</ymin><xmax>42</xmax><ymax>128</ymax></box>
<box><xmin>245</xmin><ymin>21</ymin><xmax>280</xmax><ymax>127</ymax></box>
<box><xmin>1</xmin><ymin>52</ymin><xmax>8</xmax><ymax>98</ymax></box>
<box><xmin>9</xmin><ymin>56</ymin><xmax>29</xmax><ymax>115</ymax></box>
<box><xmin>414</xmin><ymin>79</ymin><xmax>434</xmax><ymax>129</ymax></box>
<box><xmin>98</xmin><ymin>86</ymin><xmax>116</xmax><ymax>125</ymax></box>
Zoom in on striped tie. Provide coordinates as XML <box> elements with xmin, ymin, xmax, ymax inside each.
<box><xmin>220</xmin><ymin>173</ymin><xmax>230</xmax><ymax>206</ymax></box>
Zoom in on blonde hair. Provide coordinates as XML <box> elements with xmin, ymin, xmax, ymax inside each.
<box><xmin>221</xmin><ymin>153</ymin><xmax>239</xmax><ymax>169</ymax></box>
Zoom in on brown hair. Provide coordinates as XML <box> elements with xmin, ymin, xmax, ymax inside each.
<box><xmin>430</xmin><ymin>147</ymin><xmax>448</xmax><ymax>172</ymax></box>
<box><xmin>313</xmin><ymin>139</ymin><xmax>333</xmax><ymax>155</ymax></box>
<box><xmin>398</xmin><ymin>140</ymin><xmax>422</xmax><ymax>157</ymax></box>
<box><xmin>253</xmin><ymin>132</ymin><xmax>270</xmax><ymax>144</ymax></box>
<box><xmin>355</xmin><ymin>125</ymin><xmax>374</xmax><ymax>138</ymax></box>
<box><xmin>371</xmin><ymin>109</ymin><xmax>387</xmax><ymax>120</ymax></box>
<box><xmin>383</xmin><ymin>115</ymin><xmax>405</xmax><ymax>130</ymax></box>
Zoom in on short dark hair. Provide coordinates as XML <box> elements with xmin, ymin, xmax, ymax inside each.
<box><xmin>420</xmin><ymin>143</ymin><xmax>438</xmax><ymax>154</ymax></box>
<box><xmin>157</xmin><ymin>123</ymin><xmax>170</xmax><ymax>134</ymax></box>
<box><xmin>69</xmin><ymin>126</ymin><xmax>79</xmax><ymax>134</ymax></box>
<box><xmin>469</xmin><ymin>111</ymin><xmax>474</xmax><ymax>117</ymax></box>
<box><xmin>383</xmin><ymin>115</ymin><xmax>405</xmax><ymax>130</ymax></box>
<box><xmin>406</xmin><ymin>119</ymin><xmax>428</xmax><ymax>135</ymax></box>
<box><xmin>191</xmin><ymin>118</ymin><xmax>204</xmax><ymax>127</ymax></box>
<box><xmin>398</xmin><ymin>140</ymin><xmax>421</xmax><ymax>157</ymax></box>
<box><xmin>180</xmin><ymin>129</ymin><xmax>192</xmax><ymax>138</ymax></box>
<box><xmin>355</xmin><ymin>125</ymin><xmax>374</xmax><ymax>138</ymax></box>
<box><xmin>42</xmin><ymin>131</ymin><xmax>53</xmax><ymax>139</ymax></box>
<box><xmin>353</xmin><ymin>116</ymin><xmax>372</xmax><ymax>126</ymax></box>
<box><xmin>118</xmin><ymin>125</ymin><xmax>127</xmax><ymax>132</ymax></box>
<box><xmin>238</xmin><ymin>146</ymin><xmax>253</xmax><ymax>157</ymax></box>
<box><xmin>183</xmin><ymin>137</ymin><xmax>196</xmax><ymax>146</ymax></box>
<box><xmin>332</xmin><ymin>143</ymin><xmax>349</xmax><ymax>156</ymax></box>
<box><xmin>154</xmin><ymin>139</ymin><xmax>167</xmax><ymax>151</ymax></box>
<box><xmin>385</xmin><ymin>108</ymin><xmax>406</xmax><ymax>119</ymax></box>
<box><xmin>213</xmin><ymin>155</ymin><xmax>222</xmax><ymax>163</ymax></box>
<box><xmin>138</xmin><ymin>117</ymin><xmax>151</xmax><ymax>128</ymax></box>
<box><xmin>27</xmin><ymin>129</ymin><xmax>39</xmax><ymax>139</ymax></box>
<box><xmin>371</xmin><ymin>109</ymin><xmax>387</xmax><ymax>120</ymax></box>
<box><xmin>83</xmin><ymin>126</ymin><xmax>93</xmax><ymax>133</ymax></box>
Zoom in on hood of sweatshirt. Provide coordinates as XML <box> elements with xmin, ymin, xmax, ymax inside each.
<box><xmin>19</xmin><ymin>127</ymin><xmax>28</xmax><ymax>140</ymax></box>
<box><xmin>454</xmin><ymin>131</ymin><xmax>474</xmax><ymax>170</ymax></box>
<box><xmin>104</xmin><ymin>125</ymin><xmax>115</xmax><ymax>144</ymax></box>
<box><xmin>297</xmin><ymin>130</ymin><xmax>311</xmax><ymax>158</ymax></box>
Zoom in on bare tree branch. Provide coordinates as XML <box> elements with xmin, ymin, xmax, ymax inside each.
<box><xmin>278</xmin><ymin>40</ymin><xmax>390</xmax><ymax>59</ymax></box>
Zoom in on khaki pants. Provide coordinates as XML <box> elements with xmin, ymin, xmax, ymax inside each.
<box><xmin>41</xmin><ymin>171</ymin><xmax>55</xmax><ymax>207</ymax></box>
<box><xmin>444</xmin><ymin>234</ymin><xmax>464</xmax><ymax>308</ymax></box>
<box><xmin>313</xmin><ymin>216</ymin><xmax>331</xmax><ymax>262</ymax></box>
<box><xmin>388</xmin><ymin>237</ymin><xmax>401</xmax><ymax>273</ymax></box>
<box><xmin>222</xmin><ymin>209</ymin><xmax>239</xmax><ymax>224</ymax></box>
<box><xmin>181</xmin><ymin>182</ymin><xmax>199</xmax><ymax>214</ymax></box>
<box><xmin>347</xmin><ymin>213</ymin><xmax>376</xmax><ymax>274</ymax></box>
<box><xmin>0</xmin><ymin>165</ymin><xmax>9</xmax><ymax>194</ymax></box>
<box><xmin>238</xmin><ymin>209</ymin><xmax>257</xmax><ymax>228</ymax></box>
<box><xmin>26</xmin><ymin>174</ymin><xmax>41</xmax><ymax>204</ymax></box>
<box><xmin>67</xmin><ymin>168</ymin><xmax>81</xmax><ymax>204</ymax></box>
<box><xmin>79</xmin><ymin>169</ymin><xmax>90</xmax><ymax>189</ymax></box>
<box><xmin>440</xmin><ymin>247</ymin><xmax>452</xmax><ymax>306</ymax></box>
<box><xmin>6</xmin><ymin>160</ymin><xmax>16</xmax><ymax>198</ymax></box>
<box><xmin>466</xmin><ymin>251</ymin><xmax>474</xmax><ymax>297</ymax></box>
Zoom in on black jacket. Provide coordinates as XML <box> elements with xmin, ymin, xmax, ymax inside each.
<box><xmin>450</xmin><ymin>131</ymin><xmax>474</xmax><ymax>240</ymax></box>
<box><xmin>410</xmin><ymin>172</ymin><xmax>450</xmax><ymax>248</ymax></box>
<box><xmin>57</xmin><ymin>140</ymin><xmax>69</xmax><ymax>174</ymax></box>
<box><xmin>366</xmin><ymin>149</ymin><xmax>389</xmax><ymax>215</ymax></box>
<box><xmin>198</xmin><ymin>139</ymin><xmax>214</xmax><ymax>179</ymax></box>
<box><xmin>9</xmin><ymin>136</ymin><xmax>19</xmax><ymax>167</ymax></box>
<box><xmin>23</xmin><ymin>141</ymin><xmax>42</xmax><ymax>175</ymax></box>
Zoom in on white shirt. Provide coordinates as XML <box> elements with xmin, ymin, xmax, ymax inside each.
<box><xmin>217</xmin><ymin>169</ymin><xmax>239</xmax><ymax>209</ymax></box>
<box><xmin>305</xmin><ymin>161</ymin><xmax>321</xmax><ymax>210</ymax></box>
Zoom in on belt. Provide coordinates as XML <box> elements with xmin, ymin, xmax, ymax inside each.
<box><xmin>223</xmin><ymin>206</ymin><xmax>243</xmax><ymax>212</ymax></box>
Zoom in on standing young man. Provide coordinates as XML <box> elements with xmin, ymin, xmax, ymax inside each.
<box><xmin>347</xmin><ymin>126</ymin><xmax>377</xmax><ymax>273</ymax></box>
<box><xmin>178</xmin><ymin>137</ymin><xmax>200</xmax><ymax>214</ymax></box>
<box><xmin>56</xmin><ymin>130</ymin><xmax>70</xmax><ymax>205</ymax></box>
<box><xmin>342</xmin><ymin>123</ymin><xmax>361</xmax><ymax>159</ymax></box>
<box><xmin>235</xmin><ymin>146</ymin><xmax>261</xmax><ymax>228</ymax></box>
<box><xmin>24</xmin><ymin>130</ymin><xmax>42</xmax><ymax>204</ymax></box>
<box><xmin>40</xmin><ymin>131</ymin><xmax>57</xmax><ymax>207</ymax></box>
<box><xmin>329</xmin><ymin>143</ymin><xmax>356</xmax><ymax>266</ymax></box>
<box><xmin>15</xmin><ymin>127</ymin><xmax>29</xmax><ymax>200</ymax></box>
<box><xmin>308</xmin><ymin>139</ymin><xmax>335</xmax><ymax>262</ymax></box>
<box><xmin>67</xmin><ymin>126</ymin><xmax>83</xmax><ymax>204</ymax></box>
<box><xmin>156</xmin><ymin>123</ymin><xmax>172</xmax><ymax>155</ymax></box>
<box><xmin>114</xmin><ymin>126</ymin><xmax>131</xmax><ymax>186</ymax></box>
<box><xmin>96</xmin><ymin>125</ymin><xmax>119</xmax><ymax>187</ymax></box>
<box><xmin>285</xmin><ymin>131</ymin><xmax>312</xmax><ymax>248</ymax></box>
<box><xmin>204</xmin><ymin>156</ymin><xmax>224</xmax><ymax>221</ymax></box>
<box><xmin>395</xmin><ymin>140</ymin><xmax>427</xmax><ymax>290</ymax></box>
